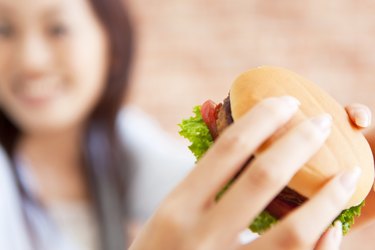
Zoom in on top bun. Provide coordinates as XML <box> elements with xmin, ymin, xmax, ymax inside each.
<box><xmin>230</xmin><ymin>66</ymin><xmax>374</xmax><ymax>208</ymax></box>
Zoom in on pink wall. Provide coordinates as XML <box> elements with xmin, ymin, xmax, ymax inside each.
<box><xmin>127</xmin><ymin>0</ymin><xmax>375</xmax><ymax>137</ymax></box>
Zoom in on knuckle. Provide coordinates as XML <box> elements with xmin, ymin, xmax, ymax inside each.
<box><xmin>217</xmin><ymin>130</ymin><xmax>249</xmax><ymax>152</ymax></box>
<box><xmin>186</xmin><ymin>224</ymin><xmax>222</xmax><ymax>250</ymax></box>
<box><xmin>156</xmin><ymin>197</ymin><xmax>189</xmax><ymax>231</ymax></box>
<box><xmin>189</xmin><ymin>238</ymin><xmax>216</xmax><ymax>250</ymax></box>
<box><xmin>247</xmin><ymin>160</ymin><xmax>284</xmax><ymax>188</ymax></box>
<box><xmin>279</xmin><ymin>226</ymin><xmax>312</xmax><ymax>249</ymax></box>
<box><xmin>297</xmin><ymin>124</ymin><xmax>321</xmax><ymax>145</ymax></box>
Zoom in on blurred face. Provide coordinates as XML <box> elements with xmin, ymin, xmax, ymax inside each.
<box><xmin>0</xmin><ymin>0</ymin><xmax>109</xmax><ymax>135</ymax></box>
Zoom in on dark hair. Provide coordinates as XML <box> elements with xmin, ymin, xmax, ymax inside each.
<box><xmin>0</xmin><ymin>0</ymin><xmax>134</xmax><ymax>249</ymax></box>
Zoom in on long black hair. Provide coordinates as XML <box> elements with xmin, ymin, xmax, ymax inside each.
<box><xmin>0</xmin><ymin>0</ymin><xmax>134</xmax><ymax>249</ymax></box>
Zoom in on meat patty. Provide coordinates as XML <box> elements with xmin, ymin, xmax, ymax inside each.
<box><xmin>216</xmin><ymin>95</ymin><xmax>233</xmax><ymax>135</ymax></box>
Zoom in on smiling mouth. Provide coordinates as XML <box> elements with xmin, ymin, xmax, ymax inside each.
<box><xmin>13</xmin><ymin>78</ymin><xmax>63</xmax><ymax>106</ymax></box>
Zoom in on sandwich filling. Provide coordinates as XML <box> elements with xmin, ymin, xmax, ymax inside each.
<box><xmin>179</xmin><ymin>96</ymin><xmax>365</xmax><ymax>235</ymax></box>
<box><xmin>208</xmin><ymin>95</ymin><xmax>307</xmax><ymax>220</ymax></box>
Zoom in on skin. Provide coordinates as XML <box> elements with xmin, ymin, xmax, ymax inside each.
<box><xmin>0</xmin><ymin>0</ymin><xmax>109</xmax><ymax>205</ymax></box>
<box><xmin>341</xmin><ymin>105</ymin><xmax>375</xmax><ymax>250</ymax></box>
<box><xmin>130</xmin><ymin>97</ymin><xmax>364</xmax><ymax>250</ymax></box>
<box><xmin>0</xmin><ymin>0</ymin><xmax>372</xmax><ymax>249</ymax></box>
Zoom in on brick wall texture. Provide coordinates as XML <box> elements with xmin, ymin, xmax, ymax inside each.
<box><xmin>126</xmin><ymin>0</ymin><xmax>375</xmax><ymax>137</ymax></box>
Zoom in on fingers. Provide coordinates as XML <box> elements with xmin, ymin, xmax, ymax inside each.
<box><xmin>345</xmin><ymin>103</ymin><xmax>371</xmax><ymax>128</ymax></box>
<box><xmin>178</xmin><ymin>96</ymin><xmax>300</xmax><ymax>207</ymax></box>
<box><xmin>314</xmin><ymin>221</ymin><xmax>343</xmax><ymax>250</ymax></box>
<box><xmin>248</xmin><ymin>167</ymin><xmax>360</xmax><ymax>250</ymax></box>
<box><xmin>199</xmin><ymin>114</ymin><xmax>332</xmax><ymax>246</ymax></box>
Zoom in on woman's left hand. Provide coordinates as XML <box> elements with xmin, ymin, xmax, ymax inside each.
<box><xmin>345</xmin><ymin>103</ymin><xmax>372</xmax><ymax>128</ymax></box>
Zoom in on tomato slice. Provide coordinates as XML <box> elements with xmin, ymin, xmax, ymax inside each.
<box><xmin>201</xmin><ymin>100</ymin><xmax>219</xmax><ymax>139</ymax></box>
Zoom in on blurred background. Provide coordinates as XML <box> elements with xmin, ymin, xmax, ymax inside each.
<box><xmin>126</xmin><ymin>0</ymin><xmax>375</xmax><ymax>139</ymax></box>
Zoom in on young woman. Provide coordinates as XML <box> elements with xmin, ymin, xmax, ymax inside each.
<box><xmin>0</xmin><ymin>0</ymin><xmax>372</xmax><ymax>249</ymax></box>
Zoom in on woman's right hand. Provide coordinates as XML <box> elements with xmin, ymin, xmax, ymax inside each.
<box><xmin>130</xmin><ymin>96</ymin><xmax>360</xmax><ymax>250</ymax></box>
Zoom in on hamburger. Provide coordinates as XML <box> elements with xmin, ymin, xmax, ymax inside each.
<box><xmin>179</xmin><ymin>66</ymin><xmax>374</xmax><ymax>235</ymax></box>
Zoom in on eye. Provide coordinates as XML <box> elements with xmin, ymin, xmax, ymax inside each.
<box><xmin>0</xmin><ymin>24</ymin><xmax>14</xmax><ymax>38</ymax></box>
<box><xmin>48</xmin><ymin>24</ymin><xmax>68</xmax><ymax>37</ymax></box>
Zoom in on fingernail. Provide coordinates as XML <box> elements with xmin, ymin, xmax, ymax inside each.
<box><xmin>311</xmin><ymin>114</ymin><xmax>333</xmax><ymax>133</ymax></box>
<box><xmin>354</xmin><ymin>109</ymin><xmax>370</xmax><ymax>127</ymax></box>
<box><xmin>339</xmin><ymin>167</ymin><xmax>361</xmax><ymax>191</ymax></box>
<box><xmin>332</xmin><ymin>221</ymin><xmax>343</xmax><ymax>241</ymax></box>
<box><xmin>238</xmin><ymin>229</ymin><xmax>256</xmax><ymax>245</ymax></box>
<box><xmin>279</xmin><ymin>96</ymin><xmax>300</xmax><ymax>108</ymax></box>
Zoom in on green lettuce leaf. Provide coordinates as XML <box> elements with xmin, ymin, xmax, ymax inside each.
<box><xmin>249</xmin><ymin>211</ymin><xmax>277</xmax><ymax>234</ymax></box>
<box><xmin>178</xmin><ymin>106</ymin><xmax>213</xmax><ymax>160</ymax></box>
<box><xmin>334</xmin><ymin>201</ymin><xmax>364</xmax><ymax>235</ymax></box>
<box><xmin>179</xmin><ymin>105</ymin><xmax>363</xmax><ymax>235</ymax></box>
<box><xmin>247</xmin><ymin>202</ymin><xmax>364</xmax><ymax>235</ymax></box>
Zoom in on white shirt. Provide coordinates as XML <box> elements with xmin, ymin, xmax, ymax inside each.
<box><xmin>0</xmin><ymin>106</ymin><xmax>195</xmax><ymax>250</ymax></box>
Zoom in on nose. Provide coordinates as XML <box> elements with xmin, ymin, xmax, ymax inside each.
<box><xmin>16</xmin><ymin>32</ymin><xmax>52</xmax><ymax>79</ymax></box>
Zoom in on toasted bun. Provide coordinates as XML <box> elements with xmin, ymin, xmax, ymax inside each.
<box><xmin>230</xmin><ymin>66</ymin><xmax>374</xmax><ymax>208</ymax></box>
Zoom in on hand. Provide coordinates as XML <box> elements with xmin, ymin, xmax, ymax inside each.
<box><xmin>345</xmin><ymin>103</ymin><xmax>371</xmax><ymax>128</ymax></box>
<box><xmin>340</xmin><ymin>105</ymin><xmax>375</xmax><ymax>249</ymax></box>
<box><xmin>130</xmin><ymin>96</ymin><xmax>359</xmax><ymax>250</ymax></box>
<box><xmin>344</xmin><ymin>102</ymin><xmax>375</xmax><ymax>228</ymax></box>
